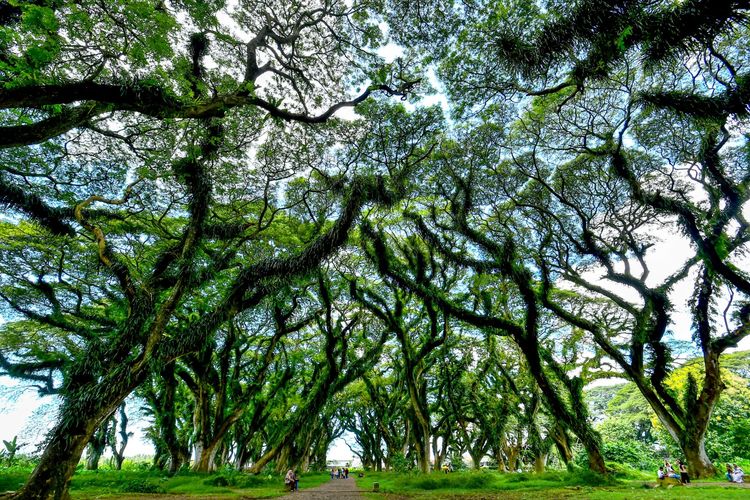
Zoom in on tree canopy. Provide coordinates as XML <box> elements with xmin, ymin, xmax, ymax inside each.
<box><xmin>1</xmin><ymin>1</ymin><xmax>749</xmax><ymax>498</ymax></box>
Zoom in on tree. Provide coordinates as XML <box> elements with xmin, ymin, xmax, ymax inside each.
<box><xmin>384</xmin><ymin>0</ymin><xmax>750</xmax><ymax>478</ymax></box>
<box><xmin>0</xmin><ymin>1</ymin><xmax>433</xmax><ymax>496</ymax></box>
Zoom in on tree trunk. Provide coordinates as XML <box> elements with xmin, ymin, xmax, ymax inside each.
<box><xmin>160</xmin><ymin>363</ymin><xmax>188</xmax><ymax>474</ymax></box>
<box><xmin>85</xmin><ymin>421</ymin><xmax>109</xmax><ymax>471</ymax></box>
<box><xmin>534</xmin><ymin>454</ymin><xmax>547</xmax><ymax>473</ymax></box>
<box><xmin>681</xmin><ymin>431</ymin><xmax>715</xmax><ymax>478</ymax></box>
<box><xmin>193</xmin><ymin>441</ymin><xmax>220</xmax><ymax>472</ymax></box>
<box><xmin>14</xmin><ymin>366</ymin><xmax>146</xmax><ymax>500</ymax></box>
<box><xmin>521</xmin><ymin>339</ymin><xmax>607</xmax><ymax>474</ymax></box>
<box><xmin>506</xmin><ymin>444</ymin><xmax>520</xmax><ymax>472</ymax></box>
<box><xmin>413</xmin><ymin>432</ymin><xmax>431</xmax><ymax>474</ymax></box>
<box><xmin>15</xmin><ymin>402</ymin><xmax>117</xmax><ymax>499</ymax></box>
<box><xmin>431</xmin><ymin>435</ymin><xmax>442</xmax><ymax>471</ymax></box>
<box><xmin>496</xmin><ymin>452</ymin><xmax>506</xmax><ymax>473</ymax></box>
<box><xmin>14</xmin><ymin>429</ymin><xmax>90</xmax><ymax>500</ymax></box>
<box><xmin>550</xmin><ymin>422</ymin><xmax>573</xmax><ymax>466</ymax></box>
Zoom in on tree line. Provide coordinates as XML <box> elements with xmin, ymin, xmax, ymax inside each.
<box><xmin>0</xmin><ymin>1</ymin><xmax>748</xmax><ymax>498</ymax></box>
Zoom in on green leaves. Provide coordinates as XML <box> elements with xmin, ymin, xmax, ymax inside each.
<box><xmin>21</xmin><ymin>4</ymin><xmax>59</xmax><ymax>33</ymax></box>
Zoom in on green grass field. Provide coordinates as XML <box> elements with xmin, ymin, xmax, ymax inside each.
<box><xmin>1</xmin><ymin>466</ymin><xmax>748</xmax><ymax>498</ymax></box>
<box><xmin>0</xmin><ymin>467</ymin><xmax>331</xmax><ymax>498</ymax></box>
<box><xmin>355</xmin><ymin>470</ymin><xmax>750</xmax><ymax>499</ymax></box>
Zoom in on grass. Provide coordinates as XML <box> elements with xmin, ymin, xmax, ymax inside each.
<box><xmin>355</xmin><ymin>469</ymin><xmax>750</xmax><ymax>499</ymax></box>
<box><xmin>2</xmin><ymin>464</ymin><xmax>748</xmax><ymax>499</ymax></box>
<box><xmin>0</xmin><ymin>466</ymin><xmax>331</xmax><ymax>498</ymax></box>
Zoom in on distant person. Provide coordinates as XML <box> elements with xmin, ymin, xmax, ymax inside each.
<box><xmin>678</xmin><ymin>460</ymin><xmax>690</xmax><ymax>484</ymax></box>
<box><xmin>330</xmin><ymin>468</ymin><xmax>335</xmax><ymax>480</ymax></box>
<box><xmin>664</xmin><ymin>461</ymin><xmax>679</xmax><ymax>479</ymax></box>
<box><xmin>285</xmin><ymin>469</ymin><xmax>298</xmax><ymax>491</ymax></box>
<box><xmin>442</xmin><ymin>463</ymin><xmax>449</xmax><ymax>474</ymax></box>
<box><xmin>657</xmin><ymin>466</ymin><xmax>666</xmax><ymax>480</ymax></box>
<box><xmin>727</xmin><ymin>463</ymin><xmax>734</xmax><ymax>482</ymax></box>
<box><xmin>733</xmin><ymin>464</ymin><xmax>744</xmax><ymax>483</ymax></box>
<box><xmin>344</xmin><ymin>467</ymin><xmax>349</xmax><ymax>479</ymax></box>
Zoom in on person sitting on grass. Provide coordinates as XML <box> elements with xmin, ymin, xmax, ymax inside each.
<box><xmin>727</xmin><ymin>463</ymin><xmax>734</xmax><ymax>482</ymax></box>
<box><xmin>664</xmin><ymin>461</ymin><xmax>680</xmax><ymax>479</ymax></box>
<box><xmin>733</xmin><ymin>464</ymin><xmax>744</xmax><ymax>484</ymax></box>
<box><xmin>657</xmin><ymin>466</ymin><xmax>666</xmax><ymax>480</ymax></box>
<box><xmin>285</xmin><ymin>469</ymin><xmax>298</xmax><ymax>492</ymax></box>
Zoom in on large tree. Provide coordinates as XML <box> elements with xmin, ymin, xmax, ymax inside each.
<box><xmin>383</xmin><ymin>0</ymin><xmax>750</xmax><ymax>478</ymax></box>
<box><xmin>0</xmin><ymin>2</ymin><xmax>435</xmax><ymax>497</ymax></box>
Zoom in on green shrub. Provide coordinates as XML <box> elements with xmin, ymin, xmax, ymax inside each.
<box><xmin>506</xmin><ymin>473</ymin><xmax>530</xmax><ymax>482</ymax></box>
<box><xmin>459</xmin><ymin>473</ymin><xmax>493</xmax><ymax>489</ymax></box>
<box><xmin>413</xmin><ymin>477</ymin><xmax>441</xmax><ymax>490</ymax></box>
<box><xmin>235</xmin><ymin>474</ymin><xmax>272</xmax><ymax>488</ymax></box>
<box><xmin>390</xmin><ymin>452</ymin><xmax>412</xmax><ymax>473</ymax></box>
<box><xmin>119</xmin><ymin>479</ymin><xmax>164</xmax><ymax>493</ymax></box>
<box><xmin>602</xmin><ymin>440</ymin><xmax>659</xmax><ymax>471</ymax></box>
<box><xmin>203</xmin><ymin>475</ymin><xmax>231</xmax><ymax>487</ymax></box>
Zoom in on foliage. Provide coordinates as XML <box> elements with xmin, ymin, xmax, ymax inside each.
<box><xmin>2</xmin><ymin>0</ymin><xmax>750</xmax><ymax>496</ymax></box>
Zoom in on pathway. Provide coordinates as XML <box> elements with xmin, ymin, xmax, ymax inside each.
<box><xmin>278</xmin><ymin>477</ymin><xmax>364</xmax><ymax>500</ymax></box>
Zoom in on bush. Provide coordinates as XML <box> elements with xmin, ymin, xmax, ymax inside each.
<box><xmin>235</xmin><ymin>474</ymin><xmax>271</xmax><ymax>488</ymax></box>
<box><xmin>204</xmin><ymin>475</ymin><xmax>231</xmax><ymax>487</ymax></box>
<box><xmin>390</xmin><ymin>452</ymin><xmax>412</xmax><ymax>473</ymax></box>
<box><xmin>602</xmin><ymin>441</ymin><xmax>659</xmax><ymax>471</ymax></box>
<box><xmin>119</xmin><ymin>479</ymin><xmax>165</xmax><ymax>493</ymax></box>
<box><xmin>413</xmin><ymin>477</ymin><xmax>441</xmax><ymax>490</ymax></box>
<box><xmin>120</xmin><ymin>459</ymin><xmax>152</xmax><ymax>471</ymax></box>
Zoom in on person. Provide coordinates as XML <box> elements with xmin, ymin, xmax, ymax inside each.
<box><xmin>733</xmin><ymin>464</ymin><xmax>744</xmax><ymax>483</ymax></box>
<box><xmin>727</xmin><ymin>463</ymin><xmax>734</xmax><ymax>482</ymax></box>
<box><xmin>285</xmin><ymin>469</ymin><xmax>298</xmax><ymax>492</ymax></box>
<box><xmin>330</xmin><ymin>468</ymin><xmax>335</xmax><ymax>480</ymax></box>
<box><xmin>442</xmin><ymin>463</ymin><xmax>449</xmax><ymax>474</ymax></box>
<box><xmin>344</xmin><ymin>467</ymin><xmax>349</xmax><ymax>479</ymax></box>
<box><xmin>664</xmin><ymin>461</ymin><xmax>680</xmax><ymax>479</ymax></box>
<box><xmin>678</xmin><ymin>460</ymin><xmax>690</xmax><ymax>484</ymax></box>
<box><xmin>657</xmin><ymin>466</ymin><xmax>666</xmax><ymax>480</ymax></box>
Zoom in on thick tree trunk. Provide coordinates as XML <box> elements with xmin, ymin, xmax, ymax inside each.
<box><xmin>14</xmin><ymin>428</ymin><xmax>91</xmax><ymax>500</ymax></box>
<box><xmin>156</xmin><ymin>363</ymin><xmax>188</xmax><ymax>474</ymax></box>
<box><xmin>193</xmin><ymin>441</ymin><xmax>220</xmax><ymax>472</ymax></box>
<box><xmin>533</xmin><ymin>454</ymin><xmax>547</xmax><ymax>473</ymax></box>
<box><xmin>14</xmin><ymin>366</ymin><xmax>146</xmax><ymax>500</ymax></box>
<box><xmin>681</xmin><ymin>431</ymin><xmax>715</xmax><ymax>478</ymax></box>
<box><xmin>413</xmin><ymin>432</ymin><xmax>431</xmax><ymax>474</ymax></box>
<box><xmin>521</xmin><ymin>340</ymin><xmax>606</xmax><ymax>474</ymax></box>
<box><xmin>85</xmin><ymin>424</ymin><xmax>108</xmax><ymax>471</ymax></box>
<box><xmin>506</xmin><ymin>444</ymin><xmax>520</xmax><ymax>472</ymax></box>
<box><xmin>431</xmin><ymin>435</ymin><xmax>442</xmax><ymax>471</ymax></box>
<box><xmin>550</xmin><ymin>422</ymin><xmax>573</xmax><ymax>466</ymax></box>
<box><xmin>497</xmin><ymin>455</ymin><xmax>506</xmax><ymax>472</ymax></box>
<box><xmin>15</xmin><ymin>400</ymin><xmax>122</xmax><ymax>499</ymax></box>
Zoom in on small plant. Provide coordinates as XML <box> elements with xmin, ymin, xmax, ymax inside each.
<box><xmin>2</xmin><ymin>436</ymin><xmax>23</xmax><ymax>466</ymax></box>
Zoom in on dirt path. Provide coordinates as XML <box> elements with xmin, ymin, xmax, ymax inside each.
<box><xmin>278</xmin><ymin>478</ymin><xmax>363</xmax><ymax>500</ymax></box>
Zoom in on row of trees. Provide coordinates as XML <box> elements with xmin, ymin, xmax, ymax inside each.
<box><xmin>1</xmin><ymin>1</ymin><xmax>748</xmax><ymax>498</ymax></box>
